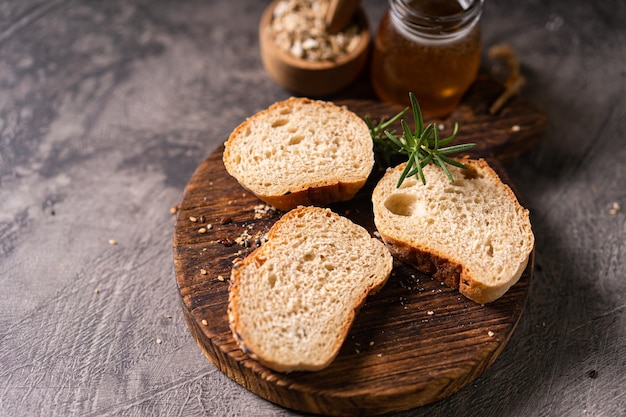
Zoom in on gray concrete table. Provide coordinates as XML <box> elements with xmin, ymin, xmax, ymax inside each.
<box><xmin>1</xmin><ymin>1</ymin><xmax>624</xmax><ymax>416</ymax></box>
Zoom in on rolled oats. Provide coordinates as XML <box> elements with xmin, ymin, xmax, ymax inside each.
<box><xmin>270</xmin><ymin>0</ymin><xmax>361</xmax><ymax>62</ymax></box>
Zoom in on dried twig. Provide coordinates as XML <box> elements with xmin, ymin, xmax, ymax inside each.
<box><xmin>489</xmin><ymin>44</ymin><xmax>526</xmax><ymax>115</ymax></box>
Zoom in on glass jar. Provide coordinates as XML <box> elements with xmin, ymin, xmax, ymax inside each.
<box><xmin>371</xmin><ymin>0</ymin><xmax>484</xmax><ymax>118</ymax></box>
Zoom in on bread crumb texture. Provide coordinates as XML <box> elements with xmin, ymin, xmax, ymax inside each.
<box><xmin>223</xmin><ymin>97</ymin><xmax>373</xmax><ymax>210</ymax></box>
<box><xmin>372</xmin><ymin>159</ymin><xmax>534</xmax><ymax>304</ymax></box>
<box><xmin>228</xmin><ymin>206</ymin><xmax>392</xmax><ymax>372</ymax></box>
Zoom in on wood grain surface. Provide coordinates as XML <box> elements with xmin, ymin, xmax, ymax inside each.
<box><xmin>173</xmin><ymin>87</ymin><xmax>546</xmax><ymax>416</ymax></box>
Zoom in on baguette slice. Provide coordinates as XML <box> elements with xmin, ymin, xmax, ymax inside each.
<box><xmin>228</xmin><ymin>206</ymin><xmax>393</xmax><ymax>372</ymax></box>
<box><xmin>223</xmin><ymin>97</ymin><xmax>374</xmax><ymax>211</ymax></box>
<box><xmin>372</xmin><ymin>158</ymin><xmax>534</xmax><ymax>304</ymax></box>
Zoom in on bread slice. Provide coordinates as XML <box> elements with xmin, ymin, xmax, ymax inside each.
<box><xmin>223</xmin><ymin>97</ymin><xmax>374</xmax><ymax>211</ymax></box>
<box><xmin>372</xmin><ymin>158</ymin><xmax>534</xmax><ymax>304</ymax></box>
<box><xmin>228</xmin><ymin>206</ymin><xmax>393</xmax><ymax>372</ymax></box>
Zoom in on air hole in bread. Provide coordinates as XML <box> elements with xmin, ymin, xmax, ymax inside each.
<box><xmin>486</xmin><ymin>243</ymin><xmax>494</xmax><ymax>257</ymax></box>
<box><xmin>255</xmin><ymin>256</ymin><xmax>266</xmax><ymax>267</ymax></box>
<box><xmin>303</xmin><ymin>252</ymin><xmax>315</xmax><ymax>262</ymax></box>
<box><xmin>384</xmin><ymin>193</ymin><xmax>425</xmax><ymax>217</ymax></box>
<box><xmin>461</xmin><ymin>165</ymin><xmax>483</xmax><ymax>180</ymax></box>
<box><xmin>271</xmin><ymin>118</ymin><xmax>289</xmax><ymax>128</ymax></box>
<box><xmin>267</xmin><ymin>273</ymin><xmax>277</xmax><ymax>288</ymax></box>
<box><xmin>496</xmin><ymin>265</ymin><xmax>503</xmax><ymax>275</ymax></box>
<box><xmin>295</xmin><ymin>327</ymin><xmax>307</xmax><ymax>340</ymax></box>
<box><xmin>443</xmin><ymin>186</ymin><xmax>465</xmax><ymax>194</ymax></box>
<box><xmin>288</xmin><ymin>135</ymin><xmax>305</xmax><ymax>145</ymax></box>
<box><xmin>278</xmin><ymin>108</ymin><xmax>292</xmax><ymax>115</ymax></box>
<box><xmin>398</xmin><ymin>177</ymin><xmax>418</xmax><ymax>189</ymax></box>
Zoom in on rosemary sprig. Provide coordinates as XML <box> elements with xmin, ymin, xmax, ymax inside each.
<box><xmin>365</xmin><ymin>106</ymin><xmax>409</xmax><ymax>167</ymax></box>
<box><xmin>369</xmin><ymin>92</ymin><xmax>476</xmax><ymax>187</ymax></box>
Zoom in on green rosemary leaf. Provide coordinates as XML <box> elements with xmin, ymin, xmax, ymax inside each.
<box><xmin>434</xmin><ymin>153</ymin><xmax>455</xmax><ymax>182</ymax></box>
<box><xmin>401</xmin><ymin>120</ymin><xmax>415</xmax><ymax>148</ymax></box>
<box><xmin>406</xmin><ymin>152</ymin><xmax>432</xmax><ymax>184</ymax></box>
<box><xmin>420</xmin><ymin>153</ymin><xmax>434</xmax><ymax>168</ymax></box>
<box><xmin>437</xmin><ymin>122</ymin><xmax>459</xmax><ymax>146</ymax></box>
<box><xmin>438</xmin><ymin>154</ymin><xmax>469</xmax><ymax>169</ymax></box>
<box><xmin>409</xmin><ymin>92</ymin><xmax>423</xmax><ymax>135</ymax></box>
<box><xmin>368</xmin><ymin>108</ymin><xmax>409</xmax><ymax>141</ymax></box>
<box><xmin>421</xmin><ymin>123</ymin><xmax>436</xmax><ymax>145</ymax></box>
<box><xmin>384</xmin><ymin>107</ymin><xmax>409</xmax><ymax>128</ymax></box>
<box><xmin>438</xmin><ymin>143</ymin><xmax>477</xmax><ymax>154</ymax></box>
<box><xmin>396</xmin><ymin>152</ymin><xmax>416</xmax><ymax>187</ymax></box>
<box><xmin>415</xmin><ymin>124</ymin><xmax>427</xmax><ymax>153</ymax></box>
<box><xmin>413</xmin><ymin>151</ymin><xmax>426</xmax><ymax>184</ymax></box>
<box><xmin>384</xmin><ymin>130</ymin><xmax>406</xmax><ymax>151</ymax></box>
<box><xmin>433</xmin><ymin>124</ymin><xmax>440</xmax><ymax>150</ymax></box>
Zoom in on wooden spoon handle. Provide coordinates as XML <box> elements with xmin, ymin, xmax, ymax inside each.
<box><xmin>325</xmin><ymin>0</ymin><xmax>361</xmax><ymax>34</ymax></box>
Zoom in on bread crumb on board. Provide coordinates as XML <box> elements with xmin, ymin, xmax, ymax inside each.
<box><xmin>254</xmin><ymin>204</ymin><xmax>276</xmax><ymax>219</ymax></box>
<box><xmin>609</xmin><ymin>202</ymin><xmax>621</xmax><ymax>215</ymax></box>
<box><xmin>235</xmin><ymin>230</ymin><xmax>253</xmax><ymax>247</ymax></box>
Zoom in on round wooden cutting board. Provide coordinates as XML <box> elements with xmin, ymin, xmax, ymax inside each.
<box><xmin>172</xmin><ymin>77</ymin><xmax>547</xmax><ymax>416</ymax></box>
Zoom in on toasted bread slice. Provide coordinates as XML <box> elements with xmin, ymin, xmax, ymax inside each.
<box><xmin>228</xmin><ymin>206</ymin><xmax>393</xmax><ymax>372</ymax></box>
<box><xmin>372</xmin><ymin>158</ymin><xmax>534</xmax><ymax>304</ymax></box>
<box><xmin>223</xmin><ymin>97</ymin><xmax>374</xmax><ymax>211</ymax></box>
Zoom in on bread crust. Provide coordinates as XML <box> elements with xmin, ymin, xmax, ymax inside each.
<box><xmin>253</xmin><ymin>178</ymin><xmax>367</xmax><ymax>212</ymax></box>
<box><xmin>379</xmin><ymin>234</ymin><xmax>529</xmax><ymax>304</ymax></box>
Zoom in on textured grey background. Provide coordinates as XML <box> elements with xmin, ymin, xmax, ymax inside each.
<box><xmin>0</xmin><ymin>0</ymin><xmax>624</xmax><ymax>416</ymax></box>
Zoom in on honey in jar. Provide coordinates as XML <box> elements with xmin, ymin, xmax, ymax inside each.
<box><xmin>371</xmin><ymin>0</ymin><xmax>484</xmax><ymax>118</ymax></box>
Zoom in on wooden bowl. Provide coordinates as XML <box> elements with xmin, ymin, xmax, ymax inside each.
<box><xmin>259</xmin><ymin>0</ymin><xmax>370</xmax><ymax>97</ymax></box>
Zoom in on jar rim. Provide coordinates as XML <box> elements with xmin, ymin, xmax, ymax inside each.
<box><xmin>391</xmin><ymin>0</ymin><xmax>484</xmax><ymax>22</ymax></box>
<box><xmin>389</xmin><ymin>0</ymin><xmax>484</xmax><ymax>38</ymax></box>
